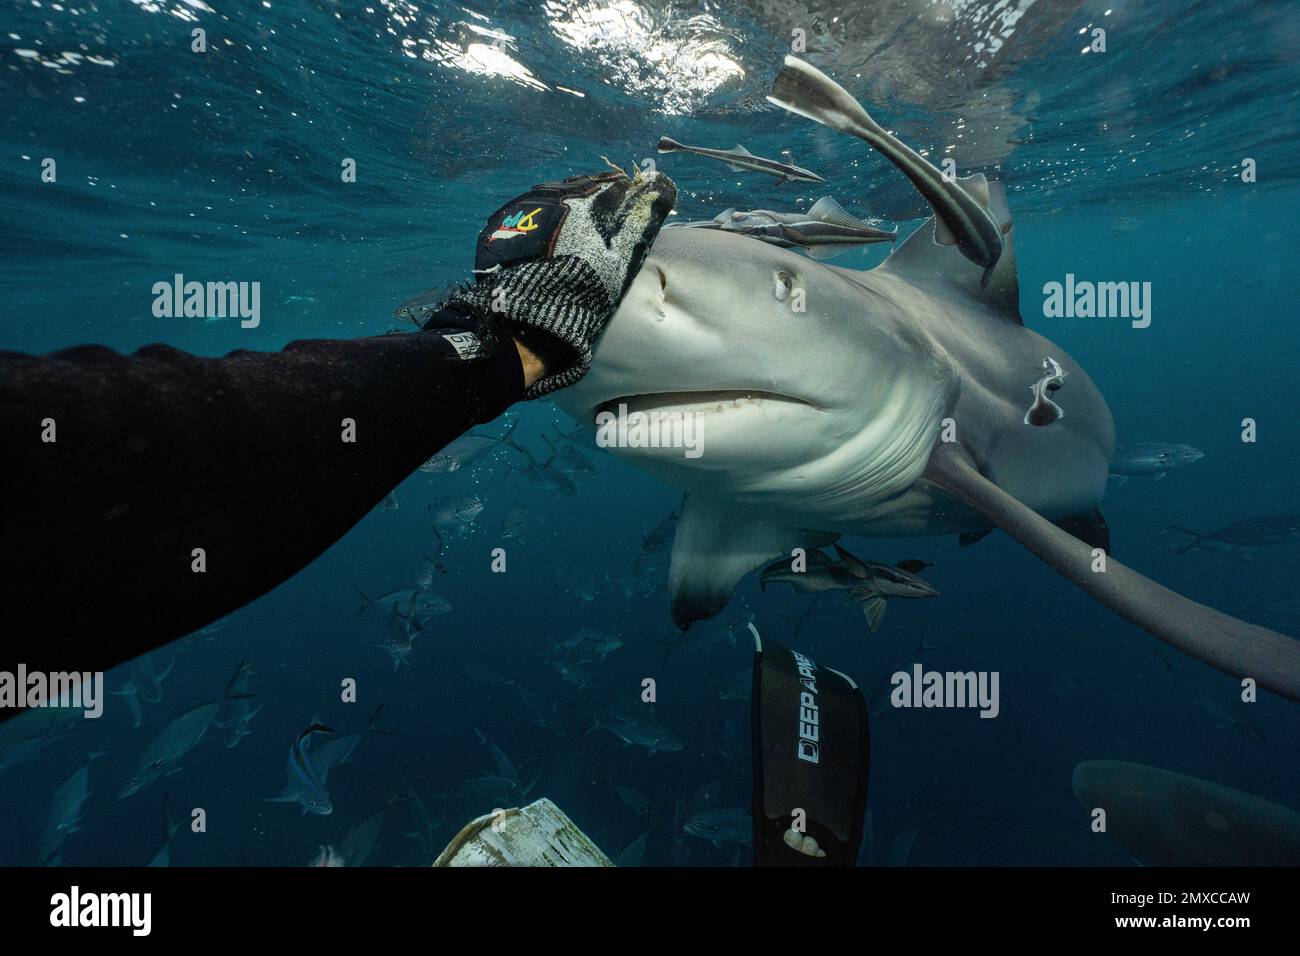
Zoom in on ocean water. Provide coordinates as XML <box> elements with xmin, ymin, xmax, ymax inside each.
<box><xmin>1</xmin><ymin>0</ymin><xmax>1298</xmax><ymax>867</ymax></box>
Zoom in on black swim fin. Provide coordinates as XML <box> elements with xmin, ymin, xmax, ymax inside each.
<box><xmin>751</xmin><ymin>632</ymin><xmax>869</xmax><ymax>866</ymax></box>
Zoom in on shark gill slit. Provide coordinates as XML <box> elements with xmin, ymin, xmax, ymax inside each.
<box><xmin>924</xmin><ymin>446</ymin><xmax>1300</xmax><ymax>702</ymax></box>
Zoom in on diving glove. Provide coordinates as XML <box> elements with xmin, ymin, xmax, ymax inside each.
<box><xmin>404</xmin><ymin>169</ymin><xmax>676</xmax><ymax>399</ymax></box>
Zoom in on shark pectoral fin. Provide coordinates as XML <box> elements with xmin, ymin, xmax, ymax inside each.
<box><xmin>669</xmin><ymin>493</ymin><xmax>833</xmax><ymax>629</ymax></box>
<box><xmin>1052</xmin><ymin>509</ymin><xmax>1111</xmax><ymax>553</ymax></box>
<box><xmin>925</xmin><ymin>447</ymin><xmax>1300</xmax><ymax>702</ymax></box>
<box><xmin>958</xmin><ymin>528</ymin><xmax>993</xmax><ymax>548</ymax></box>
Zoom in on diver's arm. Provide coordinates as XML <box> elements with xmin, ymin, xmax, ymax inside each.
<box><xmin>0</xmin><ymin>167</ymin><xmax>673</xmax><ymax>686</ymax></box>
<box><xmin>0</xmin><ymin>330</ymin><xmax>525</xmax><ymax>675</ymax></box>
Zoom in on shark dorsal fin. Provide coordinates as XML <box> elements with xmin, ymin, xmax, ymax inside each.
<box><xmin>879</xmin><ymin>175</ymin><xmax>1021</xmax><ymax>325</ymax></box>
<box><xmin>732</xmin><ymin>144</ymin><xmax>753</xmax><ymax>156</ymax></box>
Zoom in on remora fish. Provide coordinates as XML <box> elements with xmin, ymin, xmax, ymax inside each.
<box><xmin>1110</xmin><ymin>442</ymin><xmax>1204</xmax><ymax>480</ymax></box>
<box><xmin>657</xmin><ymin>135</ymin><xmax>826</xmax><ymax>186</ymax></box>
<box><xmin>671</xmin><ymin>200</ymin><xmax>897</xmax><ymax>259</ymax></box>
<box><xmin>1024</xmin><ymin>357</ymin><xmax>1067</xmax><ymax>426</ymax></box>
<box><xmin>761</xmin><ymin>545</ymin><xmax>937</xmax><ymax>629</ymax></box>
<box><xmin>760</xmin><ymin>547</ymin><xmax>856</xmax><ymax>593</ymax></box>
<box><xmin>835</xmin><ymin>544</ymin><xmax>940</xmax><ymax>632</ymax></box>
<box><xmin>767</xmin><ymin>55</ymin><xmax>1004</xmax><ymax>283</ymax></box>
<box><xmin>732</xmin><ymin>199</ymin><xmax>897</xmax><ymax>257</ymax></box>
<box><xmin>555</xmin><ymin>59</ymin><xmax>1300</xmax><ymax>702</ymax></box>
<box><xmin>265</xmin><ymin>723</ymin><xmax>334</xmax><ymax>816</ymax></box>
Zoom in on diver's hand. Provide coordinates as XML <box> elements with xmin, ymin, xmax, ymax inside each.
<box><xmin>452</xmin><ymin>169</ymin><xmax>677</xmax><ymax>398</ymax></box>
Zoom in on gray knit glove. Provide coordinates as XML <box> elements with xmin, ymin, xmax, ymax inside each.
<box><xmin>447</xmin><ymin>169</ymin><xmax>676</xmax><ymax>398</ymax></box>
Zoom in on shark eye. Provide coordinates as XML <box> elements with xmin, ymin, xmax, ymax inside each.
<box><xmin>774</xmin><ymin>271</ymin><xmax>795</xmax><ymax>301</ymax></box>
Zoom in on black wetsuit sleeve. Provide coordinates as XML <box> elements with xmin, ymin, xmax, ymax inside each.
<box><xmin>0</xmin><ymin>331</ymin><xmax>524</xmax><ymax>677</ymax></box>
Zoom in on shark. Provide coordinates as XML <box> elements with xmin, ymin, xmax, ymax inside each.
<box><xmin>554</xmin><ymin>59</ymin><xmax>1300</xmax><ymax>702</ymax></box>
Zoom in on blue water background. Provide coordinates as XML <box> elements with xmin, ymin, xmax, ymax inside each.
<box><xmin>1</xmin><ymin>0</ymin><xmax>1297</xmax><ymax>865</ymax></box>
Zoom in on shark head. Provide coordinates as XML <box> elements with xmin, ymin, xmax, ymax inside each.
<box><xmin>555</xmin><ymin>227</ymin><xmax>956</xmax><ymax>525</ymax></box>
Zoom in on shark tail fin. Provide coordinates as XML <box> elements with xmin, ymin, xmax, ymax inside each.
<box><xmin>657</xmin><ymin>136</ymin><xmax>683</xmax><ymax>153</ymax></box>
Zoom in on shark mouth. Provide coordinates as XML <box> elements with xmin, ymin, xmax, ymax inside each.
<box><xmin>592</xmin><ymin>390</ymin><xmax>812</xmax><ymax>421</ymax></box>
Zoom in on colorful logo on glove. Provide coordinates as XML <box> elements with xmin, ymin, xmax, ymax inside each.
<box><xmin>489</xmin><ymin>206</ymin><xmax>544</xmax><ymax>242</ymax></box>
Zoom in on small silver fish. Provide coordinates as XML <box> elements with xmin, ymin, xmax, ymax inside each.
<box><xmin>264</xmin><ymin>723</ymin><xmax>334</xmax><ymax>817</ymax></box>
<box><xmin>420</xmin><ymin>419</ymin><xmax>524</xmax><ymax>473</ymax></box>
<box><xmin>1110</xmin><ymin>442</ymin><xmax>1204</xmax><ymax>480</ymax></box>
<box><xmin>429</xmin><ymin>496</ymin><xmax>484</xmax><ymax>536</ymax></box>
<box><xmin>683</xmin><ymin>807</ymin><xmax>752</xmax><ymax>849</ymax></box>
